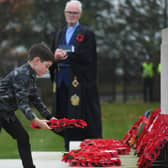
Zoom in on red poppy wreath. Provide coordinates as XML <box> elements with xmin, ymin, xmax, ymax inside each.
<box><xmin>30</xmin><ymin>118</ymin><xmax>87</xmax><ymax>129</ymax></box>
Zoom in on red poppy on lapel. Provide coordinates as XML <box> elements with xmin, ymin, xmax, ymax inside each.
<box><xmin>76</xmin><ymin>34</ymin><xmax>84</xmax><ymax>42</ymax></box>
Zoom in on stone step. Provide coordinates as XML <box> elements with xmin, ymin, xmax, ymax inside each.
<box><xmin>0</xmin><ymin>142</ymin><xmax>138</xmax><ymax>168</ymax></box>
<box><xmin>0</xmin><ymin>151</ymin><xmax>138</xmax><ymax>168</ymax></box>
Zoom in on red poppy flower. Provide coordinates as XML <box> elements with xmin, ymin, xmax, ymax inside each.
<box><xmin>76</xmin><ymin>34</ymin><xmax>84</xmax><ymax>42</ymax></box>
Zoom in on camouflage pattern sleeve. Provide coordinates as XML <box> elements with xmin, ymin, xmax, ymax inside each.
<box><xmin>29</xmin><ymin>85</ymin><xmax>52</xmax><ymax>120</ymax></box>
<box><xmin>12</xmin><ymin>70</ymin><xmax>37</xmax><ymax>120</ymax></box>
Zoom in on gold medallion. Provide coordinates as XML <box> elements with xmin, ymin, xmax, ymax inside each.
<box><xmin>72</xmin><ymin>76</ymin><xmax>79</xmax><ymax>88</ymax></box>
<box><xmin>70</xmin><ymin>94</ymin><xmax>80</xmax><ymax>106</ymax></box>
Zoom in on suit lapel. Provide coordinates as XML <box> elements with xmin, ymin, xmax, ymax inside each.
<box><xmin>68</xmin><ymin>24</ymin><xmax>81</xmax><ymax>45</ymax></box>
<box><xmin>57</xmin><ymin>27</ymin><xmax>66</xmax><ymax>46</ymax></box>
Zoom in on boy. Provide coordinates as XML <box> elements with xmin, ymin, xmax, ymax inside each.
<box><xmin>0</xmin><ymin>42</ymin><xmax>66</xmax><ymax>168</ymax></box>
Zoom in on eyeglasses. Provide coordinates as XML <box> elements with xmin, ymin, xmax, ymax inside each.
<box><xmin>65</xmin><ymin>11</ymin><xmax>80</xmax><ymax>15</ymax></box>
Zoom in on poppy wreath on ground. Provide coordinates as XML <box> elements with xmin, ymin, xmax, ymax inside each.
<box><xmin>122</xmin><ymin>116</ymin><xmax>144</xmax><ymax>146</ymax></box>
<box><xmin>80</xmin><ymin>138</ymin><xmax>130</xmax><ymax>155</ymax></box>
<box><xmin>62</xmin><ymin>148</ymin><xmax>121</xmax><ymax>167</ymax></box>
<box><xmin>62</xmin><ymin>138</ymin><xmax>131</xmax><ymax>167</ymax></box>
<box><xmin>123</xmin><ymin>110</ymin><xmax>153</xmax><ymax>147</ymax></box>
<box><xmin>135</xmin><ymin>108</ymin><xmax>160</xmax><ymax>156</ymax></box>
<box><xmin>136</xmin><ymin>112</ymin><xmax>168</xmax><ymax>168</ymax></box>
<box><xmin>30</xmin><ymin>118</ymin><xmax>87</xmax><ymax>129</ymax></box>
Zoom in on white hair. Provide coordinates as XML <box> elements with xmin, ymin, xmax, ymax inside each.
<box><xmin>65</xmin><ymin>0</ymin><xmax>82</xmax><ymax>13</ymax></box>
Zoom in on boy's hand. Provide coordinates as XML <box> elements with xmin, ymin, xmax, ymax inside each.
<box><xmin>33</xmin><ymin>117</ymin><xmax>51</xmax><ymax>130</ymax></box>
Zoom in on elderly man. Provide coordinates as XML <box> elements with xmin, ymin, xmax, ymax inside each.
<box><xmin>49</xmin><ymin>0</ymin><xmax>102</xmax><ymax>151</ymax></box>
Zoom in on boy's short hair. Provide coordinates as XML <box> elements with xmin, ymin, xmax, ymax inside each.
<box><xmin>28</xmin><ymin>42</ymin><xmax>54</xmax><ymax>62</ymax></box>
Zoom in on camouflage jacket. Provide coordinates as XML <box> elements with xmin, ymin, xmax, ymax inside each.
<box><xmin>0</xmin><ymin>63</ymin><xmax>52</xmax><ymax>121</ymax></box>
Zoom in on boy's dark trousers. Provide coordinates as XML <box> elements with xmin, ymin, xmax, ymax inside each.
<box><xmin>0</xmin><ymin>115</ymin><xmax>35</xmax><ymax>168</ymax></box>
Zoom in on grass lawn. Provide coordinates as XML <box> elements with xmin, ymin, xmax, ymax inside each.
<box><xmin>0</xmin><ymin>102</ymin><xmax>160</xmax><ymax>158</ymax></box>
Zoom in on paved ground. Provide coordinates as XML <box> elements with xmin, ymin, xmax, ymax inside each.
<box><xmin>0</xmin><ymin>151</ymin><xmax>138</xmax><ymax>168</ymax></box>
<box><xmin>0</xmin><ymin>152</ymin><xmax>67</xmax><ymax>168</ymax></box>
<box><xmin>0</xmin><ymin>142</ymin><xmax>81</xmax><ymax>168</ymax></box>
<box><xmin>0</xmin><ymin>142</ymin><xmax>138</xmax><ymax>168</ymax></box>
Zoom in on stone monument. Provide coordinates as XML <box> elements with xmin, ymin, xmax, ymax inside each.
<box><xmin>161</xmin><ymin>27</ymin><xmax>168</xmax><ymax>114</ymax></box>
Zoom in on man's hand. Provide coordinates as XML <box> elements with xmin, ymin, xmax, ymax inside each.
<box><xmin>54</xmin><ymin>49</ymin><xmax>68</xmax><ymax>61</ymax></box>
<box><xmin>33</xmin><ymin>117</ymin><xmax>51</xmax><ymax>130</ymax></box>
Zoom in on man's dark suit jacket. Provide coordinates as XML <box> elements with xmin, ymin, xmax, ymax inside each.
<box><xmin>49</xmin><ymin>25</ymin><xmax>102</xmax><ymax>139</ymax></box>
